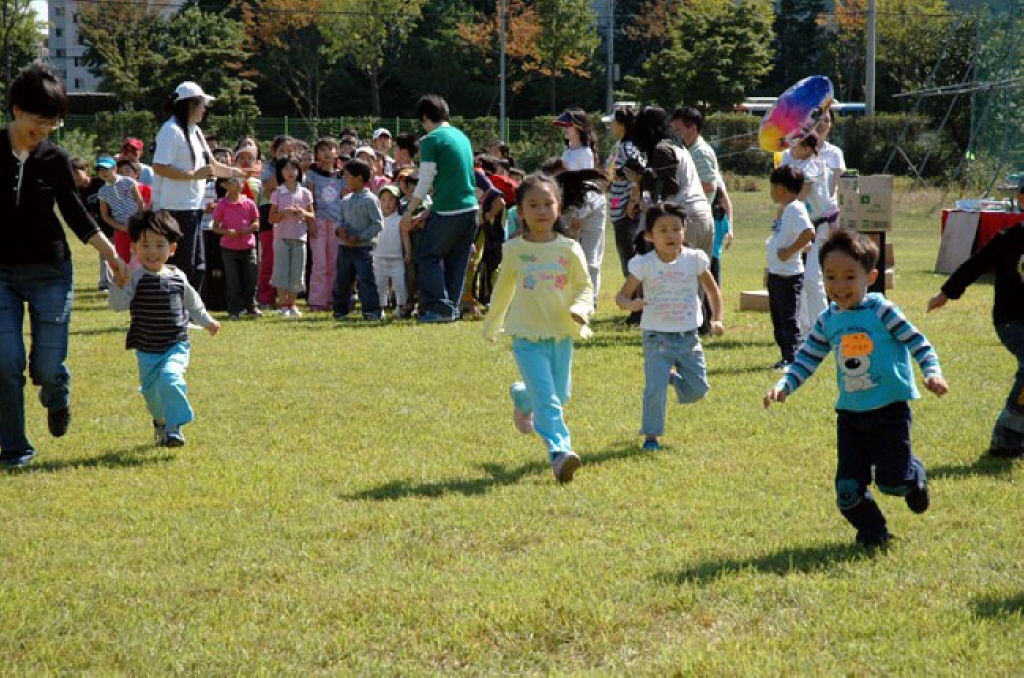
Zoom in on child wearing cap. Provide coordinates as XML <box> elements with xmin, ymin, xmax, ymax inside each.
<box><xmin>97</xmin><ymin>155</ymin><xmax>145</xmax><ymax>267</ymax></box>
<box><xmin>372</xmin><ymin>128</ymin><xmax>395</xmax><ymax>178</ymax></box>
<box><xmin>373</xmin><ymin>184</ymin><xmax>407</xmax><ymax>314</ymax></box>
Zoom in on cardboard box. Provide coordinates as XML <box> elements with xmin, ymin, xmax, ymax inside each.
<box><xmin>839</xmin><ymin>175</ymin><xmax>894</xmax><ymax>231</ymax></box>
<box><xmin>885</xmin><ymin>267</ymin><xmax>895</xmax><ymax>289</ymax></box>
<box><xmin>740</xmin><ymin>290</ymin><xmax>770</xmax><ymax>313</ymax></box>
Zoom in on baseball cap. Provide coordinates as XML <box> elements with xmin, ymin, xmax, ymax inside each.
<box><xmin>354</xmin><ymin>145</ymin><xmax>376</xmax><ymax>159</ymax></box>
<box><xmin>122</xmin><ymin>137</ymin><xmax>144</xmax><ymax>151</ymax></box>
<box><xmin>553</xmin><ymin>110</ymin><xmax>587</xmax><ymax>128</ymax></box>
<box><xmin>95</xmin><ymin>156</ymin><xmax>116</xmax><ymax>170</ymax></box>
<box><xmin>379</xmin><ymin>184</ymin><xmax>400</xmax><ymax>199</ymax></box>
<box><xmin>372</xmin><ymin>127</ymin><xmax>392</xmax><ymax>140</ymax></box>
<box><xmin>234</xmin><ymin>143</ymin><xmax>258</xmax><ymax>160</ymax></box>
<box><xmin>173</xmin><ymin>81</ymin><xmax>215</xmax><ymax>104</ymax></box>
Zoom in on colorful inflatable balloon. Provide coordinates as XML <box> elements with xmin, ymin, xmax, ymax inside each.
<box><xmin>759</xmin><ymin>76</ymin><xmax>834</xmax><ymax>152</ymax></box>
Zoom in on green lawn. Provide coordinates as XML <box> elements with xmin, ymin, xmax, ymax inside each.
<box><xmin>1</xmin><ymin>182</ymin><xmax>1021</xmax><ymax>674</ymax></box>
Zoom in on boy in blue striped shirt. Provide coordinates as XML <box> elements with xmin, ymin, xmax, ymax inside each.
<box><xmin>764</xmin><ymin>229</ymin><xmax>949</xmax><ymax>547</ymax></box>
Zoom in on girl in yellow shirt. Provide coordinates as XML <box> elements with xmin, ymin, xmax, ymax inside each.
<box><xmin>482</xmin><ymin>174</ymin><xmax>594</xmax><ymax>483</ymax></box>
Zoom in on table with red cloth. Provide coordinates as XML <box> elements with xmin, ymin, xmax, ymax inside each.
<box><xmin>937</xmin><ymin>209</ymin><xmax>1023</xmax><ymax>273</ymax></box>
<box><xmin>941</xmin><ymin>209</ymin><xmax>1022</xmax><ymax>249</ymax></box>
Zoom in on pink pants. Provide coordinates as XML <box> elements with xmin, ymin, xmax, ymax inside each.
<box><xmin>308</xmin><ymin>218</ymin><xmax>339</xmax><ymax>309</ymax></box>
<box><xmin>257</xmin><ymin>229</ymin><xmax>276</xmax><ymax>305</ymax></box>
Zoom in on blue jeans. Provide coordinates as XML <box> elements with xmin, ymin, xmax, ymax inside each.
<box><xmin>137</xmin><ymin>342</ymin><xmax>194</xmax><ymax>428</ymax></box>
<box><xmin>641</xmin><ymin>330</ymin><xmax>709</xmax><ymax>437</ymax></box>
<box><xmin>413</xmin><ymin>210</ymin><xmax>478</xmax><ymax>318</ymax></box>
<box><xmin>512</xmin><ymin>337</ymin><xmax>574</xmax><ymax>459</ymax></box>
<box><xmin>333</xmin><ymin>245</ymin><xmax>381</xmax><ymax>316</ymax></box>
<box><xmin>0</xmin><ymin>261</ymin><xmax>74</xmax><ymax>454</ymax></box>
<box><xmin>993</xmin><ymin>321</ymin><xmax>1024</xmax><ymax>451</ymax></box>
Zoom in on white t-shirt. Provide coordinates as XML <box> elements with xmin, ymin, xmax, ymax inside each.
<box><xmin>628</xmin><ymin>248</ymin><xmax>709</xmax><ymax>333</ymax></box>
<box><xmin>766</xmin><ymin>201</ymin><xmax>813</xmax><ymax>276</ymax></box>
<box><xmin>374</xmin><ymin>212</ymin><xmax>404</xmax><ymax>260</ymax></box>
<box><xmin>778</xmin><ymin>154</ymin><xmax>838</xmax><ymax>218</ymax></box>
<box><xmin>562</xmin><ymin>146</ymin><xmax>595</xmax><ymax>171</ymax></box>
<box><xmin>819</xmin><ymin>141</ymin><xmax>846</xmax><ymax>196</ymax></box>
<box><xmin>151</xmin><ymin>118</ymin><xmax>211</xmax><ymax>210</ymax></box>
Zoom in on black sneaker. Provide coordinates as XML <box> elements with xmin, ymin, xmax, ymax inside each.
<box><xmin>988</xmin><ymin>446</ymin><xmax>1023</xmax><ymax>459</ymax></box>
<box><xmin>905</xmin><ymin>482</ymin><xmax>930</xmax><ymax>514</ymax></box>
<box><xmin>153</xmin><ymin>420</ymin><xmax>167</xmax><ymax>446</ymax></box>
<box><xmin>48</xmin><ymin>406</ymin><xmax>71</xmax><ymax>438</ymax></box>
<box><xmin>0</xmin><ymin>449</ymin><xmax>36</xmax><ymax>469</ymax></box>
<box><xmin>856</xmin><ymin>529</ymin><xmax>893</xmax><ymax>549</ymax></box>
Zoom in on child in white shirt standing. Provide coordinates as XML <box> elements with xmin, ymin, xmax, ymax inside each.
<box><xmin>766</xmin><ymin>165</ymin><xmax>815</xmax><ymax>369</ymax></box>
<box><xmin>615</xmin><ymin>202</ymin><xmax>724</xmax><ymax>451</ymax></box>
<box><xmin>373</xmin><ymin>184</ymin><xmax>406</xmax><ymax>313</ymax></box>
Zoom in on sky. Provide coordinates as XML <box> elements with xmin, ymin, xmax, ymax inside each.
<box><xmin>31</xmin><ymin>1</ymin><xmax>47</xmax><ymax>21</ymax></box>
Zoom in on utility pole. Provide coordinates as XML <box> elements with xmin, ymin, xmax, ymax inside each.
<box><xmin>865</xmin><ymin>0</ymin><xmax>877</xmax><ymax>114</ymax></box>
<box><xmin>499</xmin><ymin>0</ymin><xmax>506</xmax><ymax>141</ymax></box>
<box><xmin>606</xmin><ymin>0</ymin><xmax>614</xmax><ymax>113</ymax></box>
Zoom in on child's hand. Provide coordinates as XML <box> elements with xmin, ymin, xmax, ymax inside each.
<box><xmin>925</xmin><ymin>375</ymin><xmax>948</xmax><ymax>397</ymax></box>
<box><xmin>926</xmin><ymin>292</ymin><xmax>948</xmax><ymax>313</ymax></box>
<box><xmin>776</xmin><ymin>247</ymin><xmax>790</xmax><ymax>261</ymax></box>
<box><xmin>621</xmin><ymin>297</ymin><xmax>645</xmax><ymax>312</ymax></box>
<box><xmin>708</xmin><ymin>320</ymin><xmax>724</xmax><ymax>336</ymax></box>
<box><xmin>763</xmin><ymin>387</ymin><xmax>786</xmax><ymax>408</ymax></box>
<box><xmin>206</xmin><ymin>320</ymin><xmax>221</xmax><ymax>337</ymax></box>
<box><xmin>108</xmin><ymin>258</ymin><xmax>130</xmax><ymax>288</ymax></box>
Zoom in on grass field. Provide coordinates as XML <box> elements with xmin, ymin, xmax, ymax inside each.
<box><xmin>0</xmin><ymin>182</ymin><xmax>1021</xmax><ymax>674</ymax></box>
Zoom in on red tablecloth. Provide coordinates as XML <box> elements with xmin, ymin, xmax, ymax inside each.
<box><xmin>941</xmin><ymin>210</ymin><xmax>1022</xmax><ymax>250</ymax></box>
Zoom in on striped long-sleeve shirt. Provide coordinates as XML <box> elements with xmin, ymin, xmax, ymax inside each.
<box><xmin>775</xmin><ymin>292</ymin><xmax>942</xmax><ymax>412</ymax></box>
<box><xmin>108</xmin><ymin>266</ymin><xmax>215</xmax><ymax>353</ymax></box>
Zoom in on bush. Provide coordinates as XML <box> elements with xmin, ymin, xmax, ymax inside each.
<box><xmin>58</xmin><ymin>128</ymin><xmax>98</xmax><ymax>165</ymax></box>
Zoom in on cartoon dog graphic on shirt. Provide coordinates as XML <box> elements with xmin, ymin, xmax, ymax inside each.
<box><xmin>838</xmin><ymin>332</ymin><xmax>878</xmax><ymax>393</ymax></box>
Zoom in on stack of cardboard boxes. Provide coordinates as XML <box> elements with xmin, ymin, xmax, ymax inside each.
<box><xmin>740</xmin><ymin>174</ymin><xmax>896</xmax><ymax>312</ymax></box>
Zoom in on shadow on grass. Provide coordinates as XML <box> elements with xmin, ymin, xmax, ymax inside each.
<box><xmin>657</xmin><ymin>542</ymin><xmax>871</xmax><ymax>585</ymax></box>
<box><xmin>11</xmin><ymin>444</ymin><xmax>175</xmax><ymax>473</ymax></box>
<box><xmin>69</xmin><ymin>325</ymin><xmax>127</xmax><ymax>337</ymax></box>
<box><xmin>929</xmin><ymin>452</ymin><xmax>1017</xmax><ymax>480</ymax></box>
<box><xmin>343</xmin><ymin>442</ymin><xmax>651</xmax><ymax>501</ymax></box>
<box><xmin>972</xmin><ymin>591</ymin><xmax>1024</xmax><ymax>619</ymax></box>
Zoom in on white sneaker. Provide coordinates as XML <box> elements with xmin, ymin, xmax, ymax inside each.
<box><xmin>551</xmin><ymin>451</ymin><xmax>581</xmax><ymax>484</ymax></box>
<box><xmin>289</xmin><ymin>307</ymin><xmax>302</xmax><ymax>317</ymax></box>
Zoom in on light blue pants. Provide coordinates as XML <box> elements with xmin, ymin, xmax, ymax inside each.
<box><xmin>512</xmin><ymin>337</ymin><xmax>574</xmax><ymax>459</ymax></box>
<box><xmin>641</xmin><ymin>330</ymin><xmax>709</xmax><ymax>437</ymax></box>
<box><xmin>136</xmin><ymin>342</ymin><xmax>194</xmax><ymax>428</ymax></box>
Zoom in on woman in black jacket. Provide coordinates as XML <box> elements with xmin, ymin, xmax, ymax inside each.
<box><xmin>0</xmin><ymin>63</ymin><xmax>127</xmax><ymax>468</ymax></box>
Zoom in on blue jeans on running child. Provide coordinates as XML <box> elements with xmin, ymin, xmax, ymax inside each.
<box><xmin>641</xmin><ymin>330</ymin><xmax>710</xmax><ymax>437</ymax></box>
<box><xmin>993</xmin><ymin>320</ymin><xmax>1024</xmax><ymax>452</ymax></box>
<box><xmin>512</xmin><ymin>337</ymin><xmax>574</xmax><ymax>460</ymax></box>
<box><xmin>0</xmin><ymin>261</ymin><xmax>74</xmax><ymax>455</ymax></box>
<box><xmin>414</xmin><ymin>210</ymin><xmax>478</xmax><ymax>319</ymax></box>
<box><xmin>136</xmin><ymin>342</ymin><xmax>194</xmax><ymax>429</ymax></box>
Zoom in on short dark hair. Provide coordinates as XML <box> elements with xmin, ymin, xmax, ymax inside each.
<box><xmin>539</xmin><ymin>156</ymin><xmax>566</xmax><ymax>175</ymax></box>
<box><xmin>270</xmin><ymin>135</ymin><xmax>294</xmax><ymax>154</ymax></box>
<box><xmin>314</xmin><ymin>137</ymin><xmax>339</xmax><ymax>154</ymax></box>
<box><xmin>671</xmin><ymin>106</ymin><xmax>703</xmax><ymax>132</ymax></box>
<box><xmin>643</xmin><ymin>202</ymin><xmax>687</xmax><ymax>232</ymax></box>
<box><xmin>478</xmin><ymin>154</ymin><xmax>500</xmax><ymax>174</ymax></box>
<box><xmin>128</xmin><ymin>210</ymin><xmax>183</xmax><ymax>243</ymax></box>
<box><xmin>8</xmin><ymin>62</ymin><xmax>67</xmax><ymax>118</ymax></box>
<box><xmin>818</xmin><ymin>227</ymin><xmax>878</xmax><ymax>272</ymax></box>
<box><xmin>415</xmin><ymin>94</ymin><xmax>449</xmax><ymax>123</ymax></box>
<box><xmin>395</xmin><ymin>131</ymin><xmax>419</xmax><ymax>155</ymax></box>
<box><xmin>769</xmin><ymin>165</ymin><xmax>805</xmax><ymax>194</ymax></box>
<box><xmin>274</xmin><ymin>155</ymin><xmax>304</xmax><ymax>184</ymax></box>
<box><xmin>70</xmin><ymin>157</ymin><xmax>88</xmax><ymax>173</ymax></box>
<box><xmin>343</xmin><ymin>158</ymin><xmax>371</xmax><ymax>183</ymax></box>
<box><xmin>116</xmin><ymin>158</ymin><xmax>141</xmax><ymax>174</ymax></box>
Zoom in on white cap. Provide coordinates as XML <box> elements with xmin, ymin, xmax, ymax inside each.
<box><xmin>174</xmin><ymin>81</ymin><xmax>215</xmax><ymax>104</ymax></box>
<box><xmin>372</xmin><ymin>127</ymin><xmax>392</xmax><ymax>140</ymax></box>
<box><xmin>354</xmin><ymin>145</ymin><xmax>376</xmax><ymax>158</ymax></box>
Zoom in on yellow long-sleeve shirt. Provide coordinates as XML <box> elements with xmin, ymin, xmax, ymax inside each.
<box><xmin>482</xmin><ymin>235</ymin><xmax>594</xmax><ymax>342</ymax></box>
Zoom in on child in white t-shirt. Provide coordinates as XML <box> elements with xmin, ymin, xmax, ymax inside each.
<box><xmin>766</xmin><ymin>165</ymin><xmax>816</xmax><ymax>369</ymax></box>
<box><xmin>615</xmin><ymin>202</ymin><xmax>724</xmax><ymax>451</ymax></box>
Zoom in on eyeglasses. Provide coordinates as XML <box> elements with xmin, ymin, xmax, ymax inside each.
<box><xmin>25</xmin><ymin>114</ymin><xmax>62</xmax><ymax>133</ymax></box>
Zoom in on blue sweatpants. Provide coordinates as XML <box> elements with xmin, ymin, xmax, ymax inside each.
<box><xmin>136</xmin><ymin>342</ymin><xmax>194</xmax><ymax>428</ymax></box>
<box><xmin>512</xmin><ymin>337</ymin><xmax>574</xmax><ymax>460</ymax></box>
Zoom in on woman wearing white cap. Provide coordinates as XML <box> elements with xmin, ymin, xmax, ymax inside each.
<box><xmin>151</xmin><ymin>81</ymin><xmax>249</xmax><ymax>294</ymax></box>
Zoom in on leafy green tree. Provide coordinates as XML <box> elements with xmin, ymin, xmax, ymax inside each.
<box><xmin>767</xmin><ymin>0</ymin><xmax>827</xmax><ymax>94</ymax></box>
<box><xmin>320</xmin><ymin>0</ymin><xmax>428</xmax><ymax>117</ymax></box>
<box><xmin>1</xmin><ymin>0</ymin><xmax>44</xmax><ymax>106</ymax></box>
<box><xmin>625</xmin><ymin>0</ymin><xmax>773</xmax><ymax>112</ymax></box>
<box><xmin>534</xmin><ymin>0</ymin><xmax>600</xmax><ymax>113</ymax></box>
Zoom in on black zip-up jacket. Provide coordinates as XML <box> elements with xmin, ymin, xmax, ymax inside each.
<box><xmin>941</xmin><ymin>222</ymin><xmax>1024</xmax><ymax>326</ymax></box>
<box><xmin>0</xmin><ymin>127</ymin><xmax>100</xmax><ymax>265</ymax></box>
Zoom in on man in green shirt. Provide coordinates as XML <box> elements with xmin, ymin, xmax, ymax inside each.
<box><xmin>400</xmin><ymin>94</ymin><xmax>478</xmax><ymax>322</ymax></box>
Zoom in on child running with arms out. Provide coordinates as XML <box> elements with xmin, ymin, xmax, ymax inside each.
<box><xmin>108</xmin><ymin>210</ymin><xmax>220</xmax><ymax>447</ymax></box>
<box><xmin>481</xmin><ymin>174</ymin><xmax>593</xmax><ymax>483</ymax></box>
<box><xmin>764</xmin><ymin>229</ymin><xmax>948</xmax><ymax>548</ymax></box>
<box><xmin>615</xmin><ymin>202</ymin><xmax>724</xmax><ymax>452</ymax></box>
